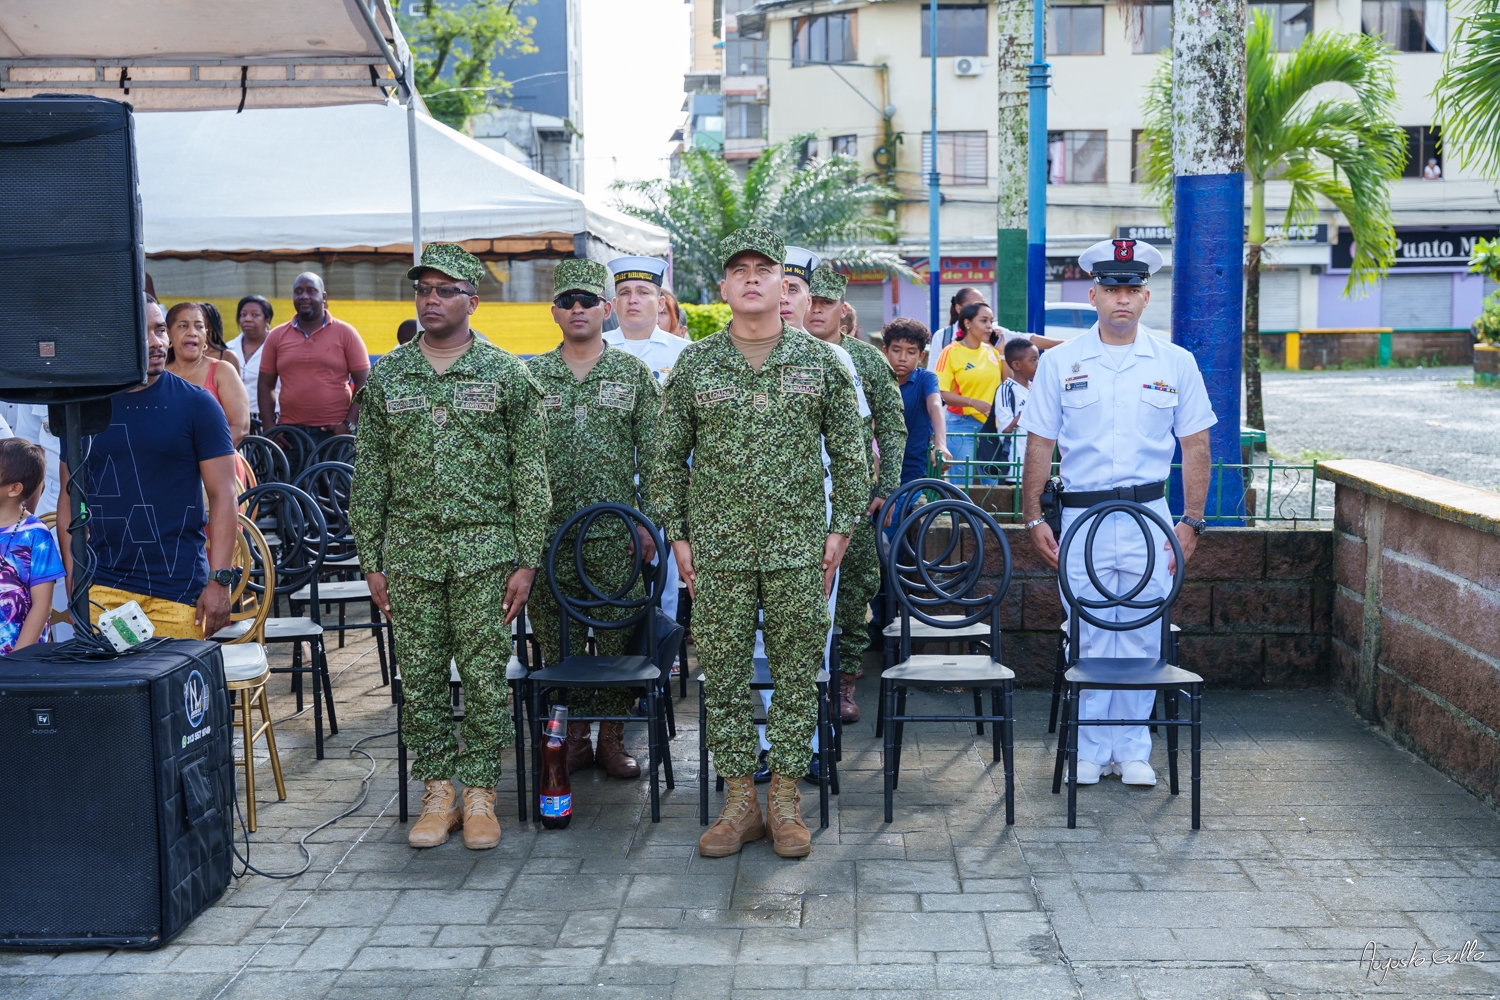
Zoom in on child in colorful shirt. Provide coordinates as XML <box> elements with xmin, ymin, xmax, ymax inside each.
<box><xmin>0</xmin><ymin>438</ymin><xmax>65</xmax><ymax>655</ymax></box>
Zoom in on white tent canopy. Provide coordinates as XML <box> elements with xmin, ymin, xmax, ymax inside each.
<box><xmin>134</xmin><ymin>102</ymin><xmax>668</xmax><ymax>257</ymax></box>
<box><xmin>0</xmin><ymin>0</ymin><xmax>407</xmax><ymax>110</ymax></box>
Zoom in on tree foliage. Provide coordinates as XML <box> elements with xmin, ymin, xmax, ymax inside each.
<box><xmin>1434</xmin><ymin>0</ymin><xmax>1500</xmax><ymax>182</ymax></box>
<box><xmin>401</xmin><ymin>0</ymin><xmax>536</xmax><ymax>132</ymax></box>
<box><xmin>614</xmin><ymin>134</ymin><xmax>910</xmax><ymax>304</ymax></box>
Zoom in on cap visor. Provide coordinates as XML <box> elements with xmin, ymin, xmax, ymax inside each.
<box><xmin>409</xmin><ymin>265</ymin><xmax>465</xmax><ymax>282</ymax></box>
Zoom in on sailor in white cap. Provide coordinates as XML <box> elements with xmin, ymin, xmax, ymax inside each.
<box><xmin>604</xmin><ymin>255</ymin><xmax>688</xmax><ymax>627</ymax></box>
<box><xmin>1017</xmin><ymin>238</ymin><xmax>1216</xmax><ymax>787</ymax></box>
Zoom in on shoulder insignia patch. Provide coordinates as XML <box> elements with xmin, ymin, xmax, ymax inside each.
<box><xmin>599</xmin><ymin>381</ymin><xmax>637</xmax><ymax>410</ymax></box>
<box><xmin>386</xmin><ymin>395</ymin><xmax>427</xmax><ymax>413</ymax></box>
<box><xmin>780</xmin><ymin>366</ymin><xmax>823</xmax><ymax>396</ymax></box>
<box><xmin>696</xmin><ymin>386</ymin><xmax>738</xmax><ymax>406</ymax></box>
<box><xmin>453</xmin><ymin>382</ymin><xmax>498</xmax><ymax>412</ymax></box>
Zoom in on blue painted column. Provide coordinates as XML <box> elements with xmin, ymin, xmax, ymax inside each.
<box><xmin>1170</xmin><ymin>0</ymin><xmax>1247</xmax><ymax>524</ymax></box>
<box><xmin>928</xmin><ymin>0</ymin><xmax>942</xmax><ymax>335</ymax></box>
<box><xmin>1025</xmin><ymin>0</ymin><xmax>1049</xmax><ymax>336</ymax></box>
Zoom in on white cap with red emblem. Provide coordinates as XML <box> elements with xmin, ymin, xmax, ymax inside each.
<box><xmin>1078</xmin><ymin>238</ymin><xmax>1164</xmax><ymax>286</ymax></box>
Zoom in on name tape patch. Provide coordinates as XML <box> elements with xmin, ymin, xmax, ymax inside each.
<box><xmin>386</xmin><ymin>395</ymin><xmax>427</xmax><ymax>413</ymax></box>
<box><xmin>599</xmin><ymin>381</ymin><xmax>637</xmax><ymax>410</ymax></box>
<box><xmin>780</xmin><ymin>366</ymin><xmax>823</xmax><ymax>396</ymax></box>
<box><xmin>541</xmin><ymin>395</ymin><xmax>565</xmax><ymax>409</ymax></box>
<box><xmin>453</xmin><ymin>381</ymin><xmax>498</xmax><ymax>411</ymax></box>
<box><xmin>1064</xmin><ymin>378</ymin><xmax>1091</xmax><ymax>392</ymax></box>
<box><xmin>696</xmin><ymin>385</ymin><xmax>738</xmax><ymax>406</ymax></box>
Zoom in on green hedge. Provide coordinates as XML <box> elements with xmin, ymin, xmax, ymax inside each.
<box><xmin>682</xmin><ymin>302</ymin><xmax>732</xmax><ymax>341</ymax></box>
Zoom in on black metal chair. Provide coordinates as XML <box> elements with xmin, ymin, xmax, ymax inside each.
<box><xmin>263</xmin><ymin>425</ymin><xmax>318</xmax><ymax>480</ymax></box>
<box><xmin>290</xmin><ymin>461</ymin><xmax>392</xmax><ymax>684</ymax></box>
<box><xmin>874</xmin><ymin>478</ymin><xmax>989</xmax><ymax>738</ymax></box>
<box><xmin>238</xmin><ymin>434</ymin><xmax>290</xmax><ymax>485</ymax></box>
<box><xmin>1051</xmin><ymin>500</ymin><xmax>1203</xmax><ymax>830</ymax></box>
<box><xmin>1049</xmin><ymin>623</ymin><xmax>1181</xmax><ymax>734</ymax></box>
<box><xmin>309</xmin><ymin>433</ymin><xmax>357</xmax><ymax>468</ymax></box>
<box><xmin>882</xmin><ymin>498</ymin><xmax>1016</xmax><ymax>824</ymax></box>
<box><xmin>232</xmin><ymin>483</ymin><xmax>338</xmax><ymax>758</ymax></box>
<box><xmin>522</xmin><ymin>503</ymin><xmax>673</xmax><ymax>823</ymax></box>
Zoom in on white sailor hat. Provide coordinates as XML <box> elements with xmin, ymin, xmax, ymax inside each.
<box><xmin>783</xmin><ymin>246</ymin><xmax>821</xmax><ymax>285</ymax></box>
<box><xmin>1078</xmin><ymin>238</ymin><xmax>1164</xmax><ymax>286</ymax></box>
<box><xmin>608</xmin><ymin>255</ymin><xmax>668</xmax><ymax>286</ymax></box>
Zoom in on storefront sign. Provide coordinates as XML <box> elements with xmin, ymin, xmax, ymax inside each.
<box><xmin>906</xmin><ymin>257</ymin><xmax>998</xmax><ymax>283</ymax></box>
<box><xmin>1333</xmin><ymin>226</ymin><xmax>1498</xmax><ymax>270</ymax></box>
<box><xmin>1117</xmin><ymin>225</ymin><xmax>1174</xmax><ymax>245</ymax></box>
<box><xmin>1046</xmin><ymin>257</ymin><xmax>1088</xmax><ymax>281</ymax></box>
<box><xmin>835</xmin><ymin>264</ymin><xmax>888</xmax><ymax>284</ymax></box>
<box><xmin>1115</xmin><ymin>223</ymin><xmax>1329</xmax><ymax>245</ymax></box>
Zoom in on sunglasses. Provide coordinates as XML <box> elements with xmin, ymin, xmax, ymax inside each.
<box><xmin>554</xmin><ymin>292</ymin><xmax>602</xmax><ymax>310</ymax></box>
<box><xmin>413</xmin><ymin>282</ymin><xmax>475</xmax><ymax>299</ymax></box>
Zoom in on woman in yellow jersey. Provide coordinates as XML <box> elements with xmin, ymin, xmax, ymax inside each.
<box><xmin>934</xmin><ymin>301</ymin><xmax>1003</xmax><ymax>484</ymax></box>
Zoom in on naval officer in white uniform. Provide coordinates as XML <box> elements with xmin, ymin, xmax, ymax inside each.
<box><xmin>1018</xmin><ymin>238</ymin><xmax>1215</xmax><ymax>786</ymax></box>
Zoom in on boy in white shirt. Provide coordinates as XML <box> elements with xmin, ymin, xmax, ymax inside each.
<box><xmin>994</xmin><ymin>338</ymin><xmax>1039</xmax><ymax>483</ymax></box>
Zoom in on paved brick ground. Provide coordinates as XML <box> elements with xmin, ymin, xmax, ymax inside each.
<box><xmin>5</xmin><ymin>631</ymin><xmax>1500</xmax><ymax>999</ymax></box>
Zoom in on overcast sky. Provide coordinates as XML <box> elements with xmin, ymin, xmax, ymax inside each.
<box><xmin>578</xmin><ymin>0</ymin><xmax>690</xmax><ymax>199</ymax></box>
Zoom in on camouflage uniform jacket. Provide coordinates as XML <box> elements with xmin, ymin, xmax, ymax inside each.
<box><xmin>350</xmin><ymin>336</ymin><xmax>552</xmax><ymax>580</ymax></box>
<box><xmin>527</xmin><ymin>345</ymin><xmax>662</xmax><ymax>537</ymax></box>
<box><xmin>651</xmin><ymin>323</ymin><xmax>869</xmax><ymax>572</ymax></box>
<box><xmin>840</xmin><ymin>333</ymin><xmax>908</xmax><ymax>500</ymax></box>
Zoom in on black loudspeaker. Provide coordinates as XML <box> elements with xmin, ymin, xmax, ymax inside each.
<box><xmin>0</xmin><ymin>641</ymin><xmax>234</xmax><ymax>950</ymax></box>
<box><xmin>0</xmin><ymin>96</ymin><xmax>147</xmax><ymax>404</ymax></box>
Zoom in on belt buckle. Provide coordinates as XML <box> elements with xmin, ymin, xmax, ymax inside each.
<box><xmin>1113</xmin><ymin>487</ymin><xmax>1132</xmax><ymax>501</ymax></box>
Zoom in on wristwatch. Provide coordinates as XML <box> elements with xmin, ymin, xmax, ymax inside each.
<box><xmin>1024</xmin><ymin>518</ymin><xmax>1048</xmax><ymax>530</ymax></box>
<box><xmin>1178</xmin><ymin>515</ymin><xmax>1208</xmax><ymax>536</ymax></box>
<box><xmin>211</xmin><ymin>568</ymin><xmax>236</xmax><ymax>587</ymax></box>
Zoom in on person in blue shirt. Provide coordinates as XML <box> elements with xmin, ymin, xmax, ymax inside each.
<box><xmin>881</xmin><ymin>318</ymin><xmax>951</xmax><ymax>484</ymax></box>
<box><xmin>0</xmin><ymin>438</ymin><xmax>65</xmax><ymax>655</ymax></box>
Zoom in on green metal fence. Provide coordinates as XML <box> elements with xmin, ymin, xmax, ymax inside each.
<box><xmin>929</xmin><ymin>432</ymin><xmax>1329</xmax><ymax>524</ymax></box>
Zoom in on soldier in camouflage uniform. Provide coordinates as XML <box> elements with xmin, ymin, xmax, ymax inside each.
<box><xmin>652</xmin><ymin>228</ymin><xmax>867</xmax><ymax>859</ymax></box>
<box><xmin>527</xmin><ymin>258</ymin><xmax>663</xmax><ymax>780</ymax></box>
<box><xmin>805</xmin><ymin>266</ymin><xmax>907</xmax><ymax>723</ymax></box>
<box><xmin>351</xmin><ymin>243</ymin><xmax>551</xmax><ymax>851</ymax></box>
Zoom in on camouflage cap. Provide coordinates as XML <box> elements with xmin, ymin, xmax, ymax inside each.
<box><xmin>553</xmin><ymin>258</ymin><xmax>610</xmax><ymax>298</ymax></box>
<box><xmin>808</xmin><ymin>265</ymin><xmax>848</xmax><ymax>301</ymax></box>
<box><xmin>407</xmin><ymin>243</ymin><xmax>484</xmax><ymax>285</ymax></box>
<box><xmin>719</xmin><ymin>227</ymin><xmax>785</xmax><ymax>272</ymax></box>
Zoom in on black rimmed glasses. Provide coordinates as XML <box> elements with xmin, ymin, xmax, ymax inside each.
<box><xmin>413</xmin><ymin>281</ymin><xmax>476</xmax><ymax>299</ymax></box>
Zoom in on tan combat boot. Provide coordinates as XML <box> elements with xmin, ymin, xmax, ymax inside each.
<box><xmin>461</xmin><ymin>785</ymin><xmax>501</xmax><ymax>850</ymax></box>
<box><xmin>408</xmin><ymin>779</ymin><xmax>462</xmax><ymax>849</ymax></box>
<box><xmin>596</xmin><ymin>722</ymin><xmax>641</xmax><ymax>780</ymax></box>
<box><xmin>566</xmin><ymin>721</ymin><xmax>595</xmax><ymax>772</ymax></box>
<box><xmin>766</xmin><ymin>773</ymin><xmax>812</xmax><ymax>858</ymax></box>
<box><xmin>698</xmin><ymin>774</ymin><xmax>765</xmax><ymax>858</ymax></box>
<box><xmin>839</xmin><ymin>673</ymin><xmax>860</xmax><ymax>723</ymax></box>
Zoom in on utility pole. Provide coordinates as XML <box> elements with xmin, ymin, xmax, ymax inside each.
<box><xmin>1025</xmin><ymin>0</ymin><xmax>1049</xmax><ymax>336</ymax></box>
<box><xmin>1171</xmin><ymin>0</ymin><xmax>1247</xmax><ymax>523</ymax></box>
<box><xmin>927</xmin><ymin>0</ymin><xmax>942</xmax><ymax>336</ymax></box>
<box><xmin>995</xmin><ymin>0</ymin><xmax>1030</xmax><ymax>333</ymax></box>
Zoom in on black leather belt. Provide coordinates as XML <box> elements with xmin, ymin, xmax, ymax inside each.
<box><xmin>1060</xmin><ymin>481</ymin><xmax>1167</xmax><ymax>508</ymax></box>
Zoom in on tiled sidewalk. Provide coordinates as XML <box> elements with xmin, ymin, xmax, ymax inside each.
<box><xmin>4</xmin><ymin>632</ymin><xmax>1499</xmax><ymax>999</ymax></box>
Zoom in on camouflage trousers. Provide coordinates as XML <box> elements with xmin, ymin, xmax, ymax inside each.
<box><xmin>388</xmin><ymin>569</ymin><xmax>515</xmax><ymax>788</ymax></box>
<box><xmin>528</xmin><ymin>535</ymin><xmax>639</xmax><ymax>718</ymax></box>
<box><xmin>697</xmin><ymin>565</ymin><xmax>828</xmax><ymax>780</ymax></box>
<box><xmin>834</xmin><ymin>514</ymin><xmax>880</xmax><ymax>674</ymax></box>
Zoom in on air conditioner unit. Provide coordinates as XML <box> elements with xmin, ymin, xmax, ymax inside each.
<box><xmin>954</xmin><ymin>57</ymin><xmax>981</xmax><ymax>77</ymax></box>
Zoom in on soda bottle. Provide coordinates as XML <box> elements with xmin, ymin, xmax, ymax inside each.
<box><xmin>539</xmin><ymin>705</ymin><xmax>572</xmax><ymax>829</ymax></box>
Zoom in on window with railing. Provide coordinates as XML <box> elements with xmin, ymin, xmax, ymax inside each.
<box><xmin>1362</xmin><ymin>0</ymin><xmax>1446</xmax><ymax>51</ymax></box>
<box><xmin>724</xmin><ymin>37</ymin><xmax>767</xmax><ymax>76</ymax></box>
<box><xmin>793</xmin><ymin>12</ymin><xmax>857</xmax><ymax>65</ymax></box>
<box><xmin>1250</xmin><ymin>2</ymin><xmax>1313</xmax><ymax>50</ymax></box>
<box><xmin>1048</xmin><ymin>130</ymin><xmax>1107</xmax><ymax>184</ymax></box>
<box><xmin>922</xmin><ymin>131</ymin><xmax>988</xmax><ymax>186</ymax></box>
<box><xmin>921</xmin><ymin>4</ymin><xmax>989</xmax><ymax>56</ymax></box>
<box><xmin>1047</xmin><ymin>6</ymin><xmax>1105</xmax><ymax>55</ymax></box>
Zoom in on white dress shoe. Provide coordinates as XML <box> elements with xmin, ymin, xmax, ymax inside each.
<box><xmin>1073</xmin><ymin>760</ymin><xmax>1103</xmax><ymax>784</ymax></box>
<box><xmin>1118</xmin><ymin>760</ymin><xmax>1158</xmax><ymax>786</ymax></box>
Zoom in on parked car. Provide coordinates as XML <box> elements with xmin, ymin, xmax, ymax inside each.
<box><xmin>1043</xmin><ymin>303</ymin><xmax>1169</xmax><ymax>342</ymax></box>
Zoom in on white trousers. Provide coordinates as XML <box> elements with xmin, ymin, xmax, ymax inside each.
<box><xmin>757</xmin><ymin>568</ymin><xmax>839</xmax><ymax>753</ymax></box>
<box><xmin>1059</xmin><ymin>496</ymin><xmax>1172</xmax><ymax>766</ymax></box>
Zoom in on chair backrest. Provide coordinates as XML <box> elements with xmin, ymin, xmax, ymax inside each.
<box><xmin>224</xmin><ymin>514</ymin><xmax>276</xmax><ymax>643</ymax></box>
<box><xmin>309</xmin><ymin>433</ymin><xmax>357</xmax><ymax>468</ymax></box>
<box><xmin>1056</xmin><ymin>499</ymin><xmax>1183</xmax><ymax>659</ymax></box>
<box><xmin>886</xmin><ymin>497</ymin><xmax>1013</xmax><ymax>661</ymax></box>
<box><xmin>545</xmin><ymin>502</ymin><xmax>667</xmax><ymax>660</ymax></box>
<box><xmin>238</xmin><ymin>434</ymin><xmax>291</xmax><ymax>485</ymax></box>
<box><xmin>238</xmin><ymin>482</ymin><xmax>328</xmax><ymax>613</ymax></box>
<box><xmin>874</xmin><ymin>477</ymin><xmax>970</xmax><ymax>569</ymax></box>
<box><xmin>293</xmin><ymin>461</ymin><xmax>356</xmax><ymax>558</ymax></box>
<box><xmin>263</xmin><ymin>425</ymin><xmax>318</xmax><ymax>479</ymax></box>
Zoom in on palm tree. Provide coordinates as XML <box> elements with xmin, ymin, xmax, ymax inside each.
<box><xmin>614</xmin><ymin>134</ymin><xmax>908</xmax><ymax>303</ymax></box>
<box><xmin>1434</xmin><ymin>0</ymin><xmax>1500</xmax><ymax>181</ymax></box>
<box><xmin>1138</xmin><ymin>13</ymin><xmax>1404</xmax><ymax>431</ymax></box>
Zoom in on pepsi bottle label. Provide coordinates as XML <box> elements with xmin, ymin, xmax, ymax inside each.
<box><xmin>539</xmin><ymin>794</ymin><xmax>572</xmax><ymax>818</ymax></box>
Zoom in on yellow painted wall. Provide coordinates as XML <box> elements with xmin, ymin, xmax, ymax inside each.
<box><xmin>201</xmin><ymin>298</ymin><xmax>561</xmax><ymax>356</ymax></box>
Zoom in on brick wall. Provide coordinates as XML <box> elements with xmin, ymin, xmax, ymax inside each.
<box><xmin>919</xmin><ymin>524</ymin><xmax>1334</xmax><ymax>687</ymax></box>
<box><xmin>1259</xmin><ymin>331</ymin><xmax>1472</xmax><ymax>368</ymax></box>
<box><xmin>1323</xmin><ymin>460</ymin><xmax>1500</xmax><ymax>805</ymax></box>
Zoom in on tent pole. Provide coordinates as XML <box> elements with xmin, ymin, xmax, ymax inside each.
<box><xmin>407</xmin><ymin>96</ymin><xmax>422</xmax><ymax>266</ymax></box>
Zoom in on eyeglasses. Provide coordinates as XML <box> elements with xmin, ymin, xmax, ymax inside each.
<box><xmin>413</xmin><ymin>282</ymin><xmax>475</xmax><ymax>299</ymax></box>
<box><xmin>554</xmin><ymin>292</ymin><xmax>602</xmax><ymax>310</ymax></box>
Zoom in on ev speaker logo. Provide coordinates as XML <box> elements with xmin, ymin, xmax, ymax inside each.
<box><xmin>183</xmin><ymin>670</ymin><xmax>206</xmax><ymax>727</ymax></box>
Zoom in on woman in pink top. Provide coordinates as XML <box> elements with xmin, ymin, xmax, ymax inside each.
<box><xmin>166</xmin><ymin>302</ymin><xmax>251</xmax><ymax>445</ymax></box>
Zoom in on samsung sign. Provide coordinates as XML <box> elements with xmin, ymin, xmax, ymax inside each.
<box><xmin>1115</xmin><ymin>223</ymin><xmax>1329</xmax><ymax>246</ymax></box>
<box><xmin>1333</xmin><ymin>226</ymin><xmax>1498</xmax><ymax>269</ymax></box>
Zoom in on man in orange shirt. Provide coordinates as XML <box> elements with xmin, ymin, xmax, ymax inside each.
<box><xmin>257</xmin><ymin>272</ymin><xmax>371</xmax><ymax>444</ymax></box>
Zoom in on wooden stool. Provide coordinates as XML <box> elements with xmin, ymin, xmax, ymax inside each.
<box><xmin>224</xmin><ymin>643</ymin><xmax>286</xmax><ymax>831</ymax></box>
